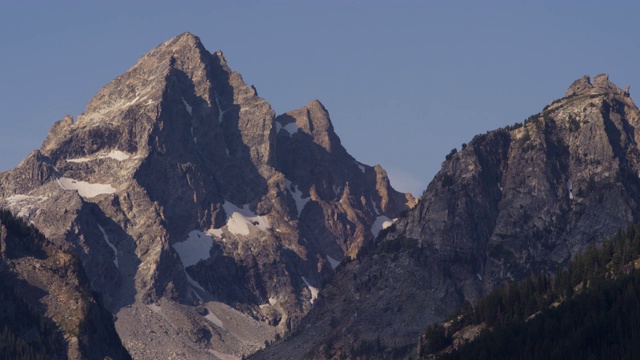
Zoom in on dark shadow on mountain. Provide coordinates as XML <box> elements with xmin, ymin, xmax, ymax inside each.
<box><xmin>272</xmin><ymin>118</ymin><xmax>384</xmax><ymax>275</ymax></box>
<box><xmin>189</xmin><ymin>241</ymin><xmax>261</xmax><ymax>307</ymax></box>
<box><xmin>207</xmin><ymin>57</ymin><xmax>270</xmax><ymax>205</ymax></box>
<box><xmin>133</xmin><ymin>62</ymin><xmax>272</xmax><ymax>305</ymax></box>
<box><xmin>0</xmin><ymin>209</ymin><xmax>48</xmax><ymax>260</ymax></box>
<box><xmin>135</xmin><ymin>63</ymin><xmax>270</xmax><ymax>233</ymax></box>
<box><xmin>83</xmin><ymin>202</ymin><xmax>141</xmax><ymax>313</ymax></box>
<box><xmin>273</xmin><ymin>114</ymin><xmax>355</xmax><ymax>200</ymax></box>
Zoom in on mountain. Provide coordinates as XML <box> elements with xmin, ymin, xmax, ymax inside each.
<box><xmin>0</xmin><ymin>209</ymin><xmax>130</xmax><ymax>359</ymax></box>
<box><xmin>254</xmin><ymin>74</ymin><xmax>640</xmax><ymax>359</ymax></box>
<box><xmin>0</xmin><ymin>32</ymin><xmax>414</xmax><ymax>359</ymax></box>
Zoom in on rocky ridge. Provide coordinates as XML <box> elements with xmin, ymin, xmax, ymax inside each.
<box><xmin>0</xmin><ymin>32</ymin><xmax>413</xmax><ymax>359</ymax></box>
<box><xmin>254</xmin><ymin>74</ymin><xmax>640</xmax><ymax>359</ymax></box>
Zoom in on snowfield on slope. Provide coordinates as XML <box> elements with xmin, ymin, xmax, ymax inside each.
<box><xmin>57</xmin><ymin>177</ymin><xmax>116</xmax><ymax>198</ymax></box>
<box><xmin>66</xmin><ymin>150</ymin><xmax>132</xmax><ymax>163</ymax></box>
<box><xmin>371</xmin><ymin>215</ymin><xmax>395</xmax><ymax>237</ymax></box>
<box><xmin>222</xmin><ymin>202</ymin><xmax>271</xmax><ymax>236</ymax></box>
<box><xmin>286</xmin><ymin>180</ymin><xmax>310</xmax><ymax>217</ymax></box>
<box><xmin>173</xmin><ymin>230</ymin><xmax>214</xmax><ymax>267</ymax></box>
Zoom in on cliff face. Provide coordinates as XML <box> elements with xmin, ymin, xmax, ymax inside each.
<box><xmin>0</xmin><ymin>32</ymin><xmax>413</xmax><ymax>359</ymax></box>
<box><xmin>0</xmin><ymin>210</ymin><xmax>130</xmax><ymax>360</ymax></box>
<box><xmin>255</xmin><ymin>75</ymin><xmax>640</xmax><ymax>359</ymax></box>
<box><xmin>418</xmin><ymin>74</ymin><xmax>640</xmax><ymax>293</ymax></box>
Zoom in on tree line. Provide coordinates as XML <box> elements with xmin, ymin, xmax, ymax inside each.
<box><xmin>419</xmin><ymin>223</ymin><xmax>640</xmax><ymax>359</ymax></box>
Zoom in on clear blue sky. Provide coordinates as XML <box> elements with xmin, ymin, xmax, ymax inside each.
<box><xmin>2</xmin><ymin>1</ymin><xmax>639</xmax><ymax>196</ymax></box>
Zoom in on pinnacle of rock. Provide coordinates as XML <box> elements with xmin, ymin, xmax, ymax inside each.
<box><xmin>143</xmin><ymin>31</ymin><xmax>201</xmax><ymax>53</ymax></box>
<box><xmin>565</xmin><ymin>73</ymin><xmax>625</xmax><ymax>97</ymax></box>
<box><xmin>276</xmin><ymin>99</ymin><xmax>338</xmax><ymax>152</ymax></box>
<box><xmin>565</xmin><ymin>75</ymin><xmax>593</xmax><ymax>97</ymax></box>
<box><xmin>592</xmin><ymin>73</ymin><xmax>624</xmax><ymax>94</ymax></box>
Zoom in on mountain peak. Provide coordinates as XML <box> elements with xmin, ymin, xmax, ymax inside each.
<box><xmin>305</xmin><ymin>99</ymin><xmax>327</xmax><ymax>112</ymax></box>
<box><xmin>565</xmin><ymin>73</ymin><xmax>626</xmax><ymax>97</ymax></box>
<box><xmin>276</xmin><ymin>99</ymin><xmax>339</xmax><ymax>153</ymax></box>
<box><xmin>565</xmin><ymin>75</ymin><xmax>593</xmax><ymax>97</ymax></box>
<box><xmin>159</xmin><ymin>31</ymin><xmax>204</xmax><ymax>52</ymax></box>
<box><xmin>592</xmin><ymin>73</ymin><xmax>625</xmax><ymax>94</ymax></box>
<box><xmin>176</xmin><ymin>31</ymin><xmax>199</xmax><ymax>40</ymax></box>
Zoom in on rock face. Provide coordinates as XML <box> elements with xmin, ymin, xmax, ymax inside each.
<box><xmin>0</xmin><ymin>210</ymin><xmax>130</xmax><ymax>360</ymax></box>
<box><xmin>0</xmin><ymin>33</ymin><xmax>413</xmax><ymax>359</ymax></box>
<box><xmin>255</xmin><ymin>74</ymin><xmax>640</xmax><ymax>359</ymax></box>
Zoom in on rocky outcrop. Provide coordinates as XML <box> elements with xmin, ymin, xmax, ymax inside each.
<box><xmin>0</xmin><ymin>32</ymin><xmax>413</xmax><ymax>359</ymax></box>
<box><xmin>0</xmin><ymin>210</ymin><xmax>130</xmax><ymax>360</ymax></box>
<box><xmin>255</xmin><ymin>74</ymin><xmax>640</xmax><ymax>359</ymax></box>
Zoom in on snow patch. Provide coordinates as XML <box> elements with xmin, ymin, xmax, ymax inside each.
<box><xmin>57</xmin><ymin>177</ymin><xmax>116</xmax><ymax>198</ymax></box>
<box><xmin>498</xmin><ymin>182</ymin><xmax>503</xmax><ymax>192</ymax></box>
<box><xmin>371</xmin><ymin>215</ymin><xmax>394</xmax><ymax>237</ymax></box>
<box><xmin>356</xmin><ymin>162</ymin><xmax>365</xmax><ymax>173</ymax></box>
<box><xmin>207</xmin><ymin>228</ymin><xmax>224</xmax><ymax>238</ymax></box>
<box><xmin>5</xmin><ymin>195</ymin><xmax>48</xmax><ymax>218</ymax></box>
<box><xmin>283</xmin><ymin>122</ymin><xmax>299</xmax><ymax>136</ymax></box>
<box><xmin>97</xmin><ymin>224</ymin><xmax>118</xmax><ymax>268</ymax></box>
<box><xmin>370</xmin><ymin>196</ymin><xmax>380</xmax><ymax>215</ymax></box>
<box><xmin>186</xmin><ymin>272</ymin><xmax>206</xmax><ymax>292</ymax></box>
<box><xmin>286</xmin><ymin>180</ymin><xmax>310</xmax><ymax>217</ymax></box>
<box><xmin>6</xmin><ymin>195</ymin><xmax>48</xmax><ymax>206</ymax></box>
<box><xmin>326</xmin><ymin>255</ymin><xmax>340</xmax><ymax>270</ymax></box>
<box><xmin>477</xmin><ymin>273</ymin><xmax>483</xmax><ymax>281</ymax></box>
<box><xmin>191</xmin><ymin>127</ymin><xmax>197</xmax><ymax>144</ymax></box>
<box><xmin>276</xmin><ymin>121</ymin><xmax>299</xmax><ymax>136</ymax></box>
<box><xmin>66</xmin><ymin>150</ymin><xmax>131</xmax><ymax>163</ymax></box>
<box><xmin>182</xmin><ymin>97</ymin><xmax>192</xmax><ymax>116</ymax></box>
<box><xmin>105</xmin><ymin>150</ymin><xmax>130</xmax><ymax>161</ymax></box>
<box><xmin>6</xmin><ymin>195</ymin><xmax>33</xmax><ymax>204</ymax></box>
<box><xmin>66</xmin><ymin>157</ymin><xmax>90</xmax><ymax>163</ymax></box>
<box><xmin>204</xmin><ymin>310</ymin><xmax>225</xmax><ymax>329</ymax></box>
<box><xmin>567</xmin><ymin>180</ymin><xmax>573</xmax><ymax>200</ymax></box>
<box><xmin>215</xmin><ymin>94</ymin><xmax>227</xmax><ymax>123</ymax></box>
<box><xmin>301</xmin><ymin>276</ymin><xmax>318</xmax><ymax>303</ymax></box>
<box><xmin>192</xmin><ymin>289</ymin><xmax>203</xmax><ymax>303</ymax></box>
<box><xmin>172</xmin><ymin>230</ymin><xmax>213</xmax><ymax>267</ymax></box>
<box><xmin>222</xmin><ymin>202</ymin><xmax>271</xmax><ymax>236</ymax></box>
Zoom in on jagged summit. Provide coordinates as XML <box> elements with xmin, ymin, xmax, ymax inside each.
<box><xmin>276</xmin><ymin>99</ymin><xmax>338</xmax><ymax>152</ymax></box>
<box><xmin>145</xmin><ymin>31</ymin><xmax>207</xmax><ymax>59</ymax></box>
<box><xmin>565</xmin><ymin>73</ymin><xmax>627</xmax><ymax>97</ymax></box>
<box><xmin>172</xmin><ymin>31</ymin><xmax>202</xmax><ymax>43</ymax></box>
<box><xmin>565</xmin><ymin>75</ymin><xmax>593</xmax><ymax>97</ymax></box>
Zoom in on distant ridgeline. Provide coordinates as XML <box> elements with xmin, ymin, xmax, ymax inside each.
<box><xmin>419</xmin><ymin>223</ymin><xmax>640</xmax><ymax>360</ymax></box>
